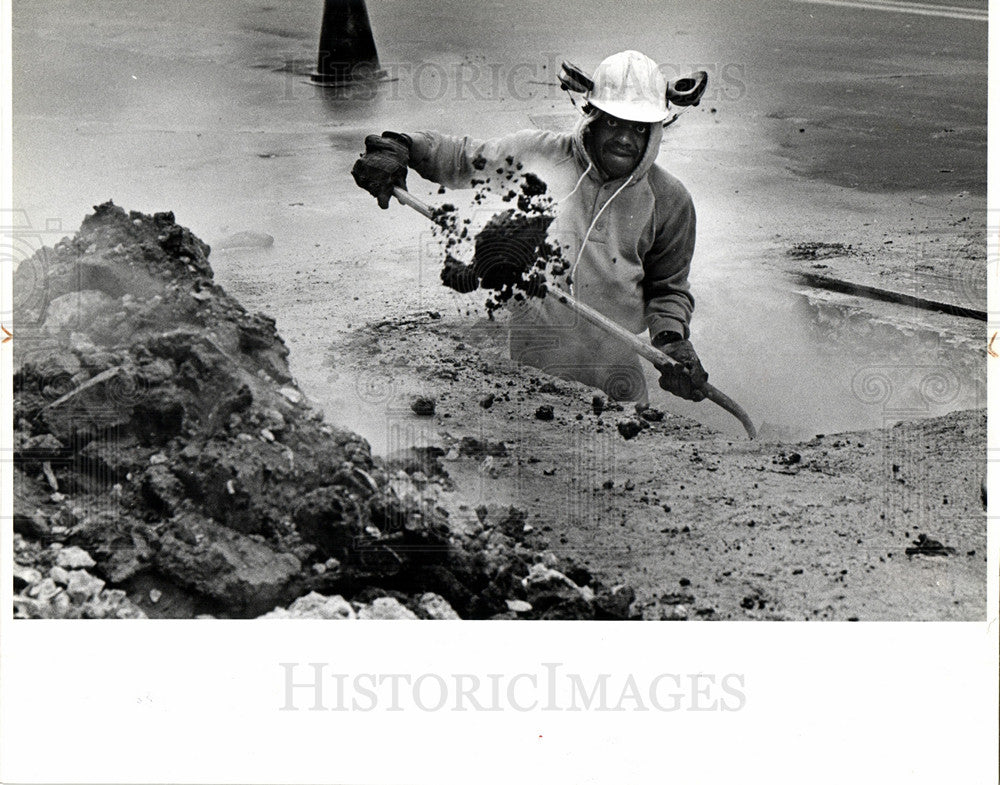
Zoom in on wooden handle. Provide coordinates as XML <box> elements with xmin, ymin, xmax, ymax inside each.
<box><xmin>393</xmin><ymin>187</ymin><xmax>435</xmax><ymax>219</ymax></box>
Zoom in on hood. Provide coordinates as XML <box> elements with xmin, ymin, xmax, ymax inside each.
<box><xmin>571</xmin><ymin>110</ymin><xmax>664</xmax><ymax>184</ymax></box>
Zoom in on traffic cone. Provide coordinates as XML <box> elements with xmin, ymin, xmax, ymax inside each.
<box><xmin>312</xmin><ymin>0</ymin><xmax>383</xmax><ymax>84</ymax></box>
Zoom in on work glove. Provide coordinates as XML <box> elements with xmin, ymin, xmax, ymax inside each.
<box><xmin>351</xmin><ymin>131</ymin><xmax>411</xmax><ymax>209</ymax></box>
<box><xmin>653</xmin><ymin>332</ymin><xmax>708</xmax><ymax>402</ymax></box>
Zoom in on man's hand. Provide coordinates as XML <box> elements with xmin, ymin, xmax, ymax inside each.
<box><xmin>653</xmin><ymin>332</ymin><xmax>708</xmax><ymax>402</ymax></box>
<box><xmin>351</xmin><ymin>132</ymin><xmax>411</xmax><ymax>209</ymax></box>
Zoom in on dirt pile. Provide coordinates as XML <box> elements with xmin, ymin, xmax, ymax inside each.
<box><xmin>12</xmin><ymin>202</ymin><xmax>635</xmax><ymax>620</ymax></box>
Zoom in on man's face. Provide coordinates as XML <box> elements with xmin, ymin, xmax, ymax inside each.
<box><xmin>588</xmin><ymin>111</ymin><xmax>652</xmax><ymax>179</ymax></box>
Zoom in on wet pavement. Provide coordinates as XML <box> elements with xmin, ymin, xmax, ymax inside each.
<box><xmin>11</xmin><ymin>0</ymin><xmax>987</xmax><ymax>445</ymax></box>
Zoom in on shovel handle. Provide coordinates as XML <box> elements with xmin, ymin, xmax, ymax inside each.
<box><xmin>393</xmin><ymin>187</ymin><xmax>435</xmax><ymax>220</ymax></box>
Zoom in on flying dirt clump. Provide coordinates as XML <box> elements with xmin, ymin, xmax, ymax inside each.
<box><xmin>434</xmin><ymin>166</ymin><xmax>570</xmax><ymax>317</ymax></box>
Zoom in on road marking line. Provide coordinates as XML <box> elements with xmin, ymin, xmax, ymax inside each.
<box><xmin>798</xmin><ymin>0</ymin><xmax>988</xmax><ymax>18</ymax></box>
<box><xmin>787</xmin><ymin>0</ymin><xmax>987</xmax><ymax>21</ymax></box>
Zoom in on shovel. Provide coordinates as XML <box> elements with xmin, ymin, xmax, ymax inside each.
<box><xmin>392</xmin><ymin>186</ymin><xmax>757</xmax><ymax>439</ymax></box>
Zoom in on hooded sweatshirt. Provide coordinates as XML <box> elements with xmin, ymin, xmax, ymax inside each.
<box><xmin>408</xmin><ymin>113</ymin><xmax>696</xmax><ymax>400</ymax></box>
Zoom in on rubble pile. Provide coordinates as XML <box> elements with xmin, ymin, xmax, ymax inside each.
<box><xmin>12</xmin><ymin>202</ymin><xmax>636</xmax><ymax>620</ymax></box>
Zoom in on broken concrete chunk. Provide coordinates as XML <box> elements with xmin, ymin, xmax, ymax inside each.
<box><xmin>83</xmin><ymin>589</ymin><xmax>148</xmax><ymax>619</ymax></box>
<box><xmin>27</xmin><ymin>577</ymin><xmax>63</xmax><ymax>602</ymax></box>
<box><xmin>418</xmin><ymin>592</ymin><xmax>461</xmax><ymax>620</ymax></box>
<box><xmin>56</xmin><ymin>546</ymin><xmax>97</xmax><ymax>569</ymax></box>
<box><xmin>357</xmin><ymin>596</ymin><xmax>419</xmax><ymax>620</ymax></box>
<box><xmin>260</xmin><ymin>592</ymin><xmax>357</xmax><ymax>619</ymax></box>
<box><xmin>65</xmin><ymin>570</ymin><xmax>106</xmax><ymax>603</ymax></box>
<box><xmin>278</xmin><ymin>386</ymin><xmax>302</xmax><ymax>404</ymax></box>
<box><xmin>13</xmin><ymin>564</ymin><xmax>43</xmax><ymax>591</ymax></box>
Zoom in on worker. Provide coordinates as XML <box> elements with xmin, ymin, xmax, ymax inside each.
<box><xmin>351</xmin><ymin>50</ymin><xmax>708</xmax><ymax>403</ymax></box>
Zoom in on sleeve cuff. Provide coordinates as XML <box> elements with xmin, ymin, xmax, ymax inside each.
<box><xmin>648</xmin><ymin>317</ymin><xmax>689</xmax><ymax>343</ymax></box>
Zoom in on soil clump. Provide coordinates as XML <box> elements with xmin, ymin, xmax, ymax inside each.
<box><xmin>434</xmin><ymin>166</ymin><xmax>569</xmax><ymax>316</ymax></box>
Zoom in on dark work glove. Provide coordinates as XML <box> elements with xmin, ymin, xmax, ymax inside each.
<box><xmin>653</xmin><ymin>332</ymin><xmax>708</xmax><ymax>402</ymax></box>
<box><xmin>351</xmin><ymin>132</ymin><xmax>411</xmax><ymax>209</ymax></box>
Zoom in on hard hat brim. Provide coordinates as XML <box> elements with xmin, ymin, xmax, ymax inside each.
<box><xmin>588</xmin><ymin>97</ymin><xmax>669</xmax><ymax>123</ymax></box>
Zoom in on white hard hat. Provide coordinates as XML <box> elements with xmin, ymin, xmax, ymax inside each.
<box><xmin>587</xmin><ymin>50</ymin><xmax>669</xmax><ymax>123</ymax></box>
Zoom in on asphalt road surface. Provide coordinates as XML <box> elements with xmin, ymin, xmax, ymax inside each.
<box><xmin>13</xmin><ymin>0</ymin><xmax>986</xmax><ymax>219</ymax></box>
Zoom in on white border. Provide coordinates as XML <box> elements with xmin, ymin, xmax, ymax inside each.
<box><xmin>0</xmin><ymin>1</ymin><xmax>996</xmax><ymax>783</ymax></box>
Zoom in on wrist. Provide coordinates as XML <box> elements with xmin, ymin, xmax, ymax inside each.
<box><xmin>652</xmin><ymin>330</ymin><xmax>684</xmax><ymax>348</ymax></box>
<box><xmin>382</xmin><ymin>131</ymin><xmax>413</xmax><ymax>150</ymax></box>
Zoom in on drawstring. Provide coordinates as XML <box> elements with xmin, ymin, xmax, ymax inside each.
<box><xmin>557</xmin><ymin>162</ymin><xmax>592</xmax><ymax>207</ymax></box>
<box><xmin>570</xmin><ymin>174</ymin><xmax>633</xmax><ymax>294</ymax></box>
